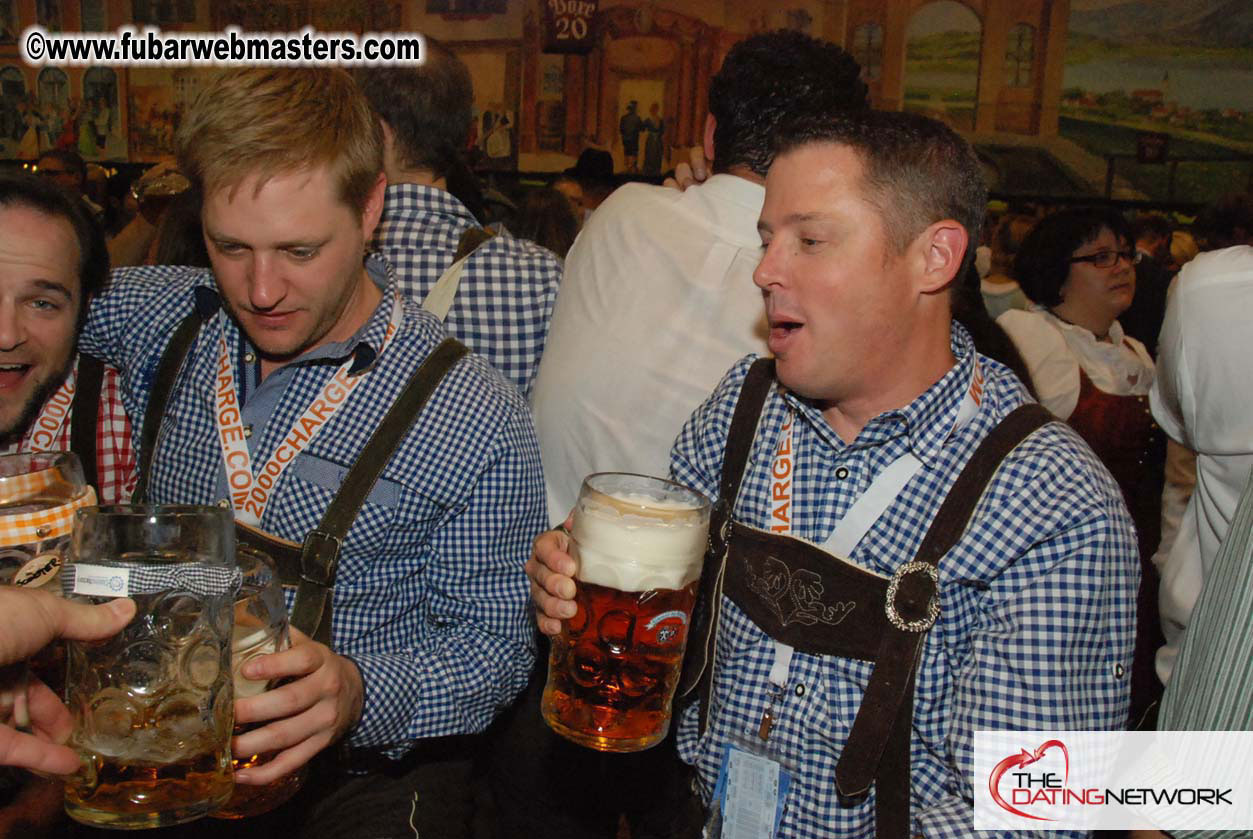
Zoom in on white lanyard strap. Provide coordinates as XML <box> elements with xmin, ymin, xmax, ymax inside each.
<box><xmin>26</xmin><ymin>362</ymin><xmax>76</xmax><ymax>451</ymax></box>
<box><xmin>215</xmin><ymin>298</ymin><xmax>404</xmax><ymax>527</ymax></box>
<box><xmin>420</xmin><ymin>252</ymin><xmax>470</xmax><ymax>322</ymax></box>
<box><xmin>764</xmin><ymin>360</ymin><xmax>984</xmax><ymax>689</ymax></box>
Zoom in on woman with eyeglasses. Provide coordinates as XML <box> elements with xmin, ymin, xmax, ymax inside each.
<box><xmin>999</xmin><ymin>206</ymin><xmax>1165</xmax><ymax>729</ymax></box>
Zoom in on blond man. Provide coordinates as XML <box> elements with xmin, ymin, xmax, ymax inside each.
<box><xmin>78</xmin><ymin>68</ymin><xmax>546</xmax><ymax>837</ymax></box>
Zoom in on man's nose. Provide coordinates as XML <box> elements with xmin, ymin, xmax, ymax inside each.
<box><xmin>753</xmin><ymin>240</ymin><xmax>785</xmax><ymax>291</ymax></box>
<box><xmin>0</xmin><ymin>300</ymin><xmax>25</xmax><ymax>351</ymax></box>
<box><xmin>248</xmin><ymin>254</ymin><xmax>285</xmax><ymax>310</ymax></box>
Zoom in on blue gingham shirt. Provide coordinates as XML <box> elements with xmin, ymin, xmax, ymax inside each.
<box><xmin>372</xmin><ymin>183</ymin><xmax>562</xmax><ymax>398</ymax></box>
<box><xmin>671</xmin><ymin>325</ymin><xmax>1138</xmax><ymax>839</ymax></box>
<box><xmin>79</xmin><ymin>257</ymin><xmax>546</xmax><ymax>759</ymax></box>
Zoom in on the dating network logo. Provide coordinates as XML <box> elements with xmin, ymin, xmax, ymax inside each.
<box><xmin>988</xmin><ymin>739</ymin><xmax>1071</xmax><ymax>821</ymax></box>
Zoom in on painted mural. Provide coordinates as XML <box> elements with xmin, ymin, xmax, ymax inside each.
<box><xmin>0</xmin><ymin>0</ymin><xmax>1247</xmax><ymax>206</ymax></box>
<box><xmin>1061</xmin><ymin>0</ymin><xmax>1253</xmax><ymax>203</ymax></box>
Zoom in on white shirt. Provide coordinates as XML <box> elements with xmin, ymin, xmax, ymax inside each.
<box><xmin>1150</xmin><ymin>245</ymin><xmax>1253</xmax><ymax>682</ymax></box>
<box><xmin>530</xmin><ymin>174</ymin><xmax>767</xmax><ymax>520</ymax></box>
<box><xmin>998</xmin><ymin>306</ymin><xmax>1154</xmax><ymax>420</ymax></box>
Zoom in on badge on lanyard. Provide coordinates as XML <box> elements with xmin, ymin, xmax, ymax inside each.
<box><xmin>707</xmin><ymin>736</ymin><xmax>793</xmax><ymax>839</ymax></box>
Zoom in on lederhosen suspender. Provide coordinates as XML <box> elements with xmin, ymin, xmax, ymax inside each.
<box><xmin>679</xmin><ymin>358</ymin><xmax>1053</xmax><ymax>838</ymax></box>
<box><xmin>69</xmin><ymin>353</ymin><xmax>105</xmax><ymax>491</ymax></box>
<box><xmin>133</xmin><ymin>306</ymin><xmax>469</xmax><ymax>645</ymax></box>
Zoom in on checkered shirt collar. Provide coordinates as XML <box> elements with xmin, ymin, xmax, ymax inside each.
<box><xmin>190</xmin><ymin>256</ymin><xmax>402</xmax><ymax>375</ymax></box>
<box><xmin>781</xmin><ymin>322</ymin><xmax>980</xmax><ymax>468</ymax></box>
<box><xmin>381</xmin><ymin>182</ymin><xmax>477</xmax><ymax>228</ymax></box>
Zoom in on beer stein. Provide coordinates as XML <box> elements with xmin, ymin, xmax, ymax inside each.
<box><xmin>0</xmin><ymin>451</ymin><xmax>94</xmax><ymax>591</ymax></box>
<box><xmin>61</xmin><ymin>505</ymin><xmax>239</xmax><ymax>829</ymax></box>
<box><xmin>542</xmin><ymin>473</ymin><xmax>710</xmax><ymax>752</ymax></box>
<box><xmin>211</xmin><ymin>546</ymin><xmax>306</xmax><ymax>819</ymax></box>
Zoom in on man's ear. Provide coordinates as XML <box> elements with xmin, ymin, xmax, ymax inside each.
<box><xmin>703</xmin><ymin>113</ymin><xmax>716</xmax><ymax>166</ymax></box>
<box><xmin>916</xmin><ymin>220</ymin><xmax>969</xmax><ymax>294</ymax></box>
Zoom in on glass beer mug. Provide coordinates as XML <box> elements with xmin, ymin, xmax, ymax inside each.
<box><xmin>542</xmin><ymin>473</ymin><xmax>710</xmax><ymax>752</ymax></box>
<box><xmin>0</xmin><ymin>451</ymin><xmax>95</xmax><ymax>592</ymax></box>
<box><xmin>61</xmin><ymin>505</ymin><xmax>239</xmax><ymax>829</ymax></box>
<box><xmin>211</xmin><ymin>546</ymin><xmax>306</xmax><ymax>819</ymax></box>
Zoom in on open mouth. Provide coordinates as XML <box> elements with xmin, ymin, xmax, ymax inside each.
<box><xmin>0</xmin><ymin>363</ymin><xmax>32</xmax><ymax>388</ymax></box>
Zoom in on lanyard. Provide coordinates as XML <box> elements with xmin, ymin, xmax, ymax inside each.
<box><xmin>214</xmin><ymin>298</ymin><xmax>404</xmax><ymax>527</ymax></box>
<box><xmin>757</xmin><ymin>361</ymin><xmax>984</xmax><ymax>737</ymax></box>
<box><xmin>26</xmin><ymin>362</ymin><xmax>77</xmax><ymax>451</ymax></box>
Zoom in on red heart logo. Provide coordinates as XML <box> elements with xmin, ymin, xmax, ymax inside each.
<box><xmin>988</xmin><ymin>739</ymin><xmax>1070</xmax><ymax>821</ymax></box>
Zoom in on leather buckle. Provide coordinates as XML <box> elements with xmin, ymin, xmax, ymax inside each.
<box><xmin>884</xmin><ymin>561</ymin><xmax>939</xmax><ymax>633</ymax></box>
<box><xmin>300</xmin><ymin>529</ymin><xmax>342</xmax><ymax>588</ymax></box>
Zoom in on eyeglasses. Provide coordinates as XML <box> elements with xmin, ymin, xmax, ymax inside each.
<box><xmin>1068</xmin><ymin>249</ymin><xmax>1142</xmax><ymax>268</ymax></box>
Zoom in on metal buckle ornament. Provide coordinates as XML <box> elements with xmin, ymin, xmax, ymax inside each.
<box><xmin>884</xmin><ymin>561</ymin><xmax>940</xmax><ymax>632</ymax></box>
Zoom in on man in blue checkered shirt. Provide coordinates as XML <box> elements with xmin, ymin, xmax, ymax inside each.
<box><xmin>78</xmin><ymin>69</ymin><xmax>546</xmax><ymax>836</ymax></box>
<box><xmin>529</xmin><ymin>110</ymin><xmax>1138</xmax><ymax>838</ymax></box>
<box><xmin>355</xmin><ymin>48</ymin><xmax>562</xmax><ymax>400</ymax></box>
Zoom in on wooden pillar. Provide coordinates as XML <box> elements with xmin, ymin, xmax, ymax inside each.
<box><xmin>975</xmin><ymin>1</ymin><xmax>1008</xmax><ymax>133</ymax></box>
<box><xmin>563</xmin><ymin>53</ymin><xmax>585</xmax><ymax>155</ymax></box>
<box><xmin>879</xmin><ymin>0</ymin><xmax>910</xmax><ymax>112</ymax></box>
<box><xmin>1037</xmin><ymin>0</ymin><xmax>1070</xmax><ymax>136</ymax></box>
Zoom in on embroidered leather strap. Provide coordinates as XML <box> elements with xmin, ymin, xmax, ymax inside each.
<box><xmin>835</xmin><ymin>402</ymin><xmax>1052</xmax><ymax>802</ymax></box>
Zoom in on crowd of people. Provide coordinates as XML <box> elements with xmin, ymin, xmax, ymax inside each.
<box><xmin>2</xmin><ymin>29</ymin><xmax>1252</xmax><ymax>839</ymax></box>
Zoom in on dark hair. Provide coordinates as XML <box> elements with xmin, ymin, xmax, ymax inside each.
<box><xmin>1131</xmin><ymin>212</ymin><xmax>1171</xmax><ymax>243</ymax></box>
<box><xmin>1012</xmin><ymin>207</ymin><xmax>1131</xmax><ymax>307</ymax></box>
<box><xmin>355</xmin><ymin>42</ymin><xmax>473</xmax><ymax>181</ymax></box>
<box><xmin>772</xmin><ymin>109</ymin><xmax>988</xmax><ymax>272</ymax></box>
<box><xmin>513</xmin><ymin>186</ymin><xmax>579</xmax><ymax>259</ymax></box>
<box><xmin>153</xmin><ymin>188</ymin><xmax>210</xmax><ymax>268</ymax></box>
<box><xmin>952</xmin><ymin>263</ymin><xmax>1036</xmax><ymax>399</ymax></box>
<box><xmin>37</xmin><ymin>148</ymin><xmax>87</xmax><ymax>184</ymax></box>
<box><xmin>0</xmin><ymin>172</ymin><xmax>109</xmax><ymax>322</ymax></box>
<box><xmin>708</xmin><ymin>30</ymin><xmax>868</xmax><ymax>177</ymax></box>
<box><xmin>1193</xmin><ymin>192</ymin><xmax>1253</xmax><ymax>251</ymax></box>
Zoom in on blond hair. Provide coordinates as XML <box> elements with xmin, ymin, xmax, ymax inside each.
<box><xmin>176</xmin><ymin>68</ymin><xmax>382</xmax><ymax>213</ymax></box>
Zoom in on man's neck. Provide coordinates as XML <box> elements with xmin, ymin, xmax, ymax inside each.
<box><xmin>384</xmin><ymin>164</ymin><xmax>446</xmax><ymax>192</ymax></box>
<box><xmin>723</xmin><ymin>164</ymin><xmax>765</xmax><ymax>186</ymax></box>
<box><xmin>819</xmin><ymin>326</ymin><xmax>958</xmax><ymax>443</ymax></box>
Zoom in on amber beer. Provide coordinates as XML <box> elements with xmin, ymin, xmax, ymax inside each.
<box><xmin>64</xmin><ymin>743</ymin><xmax>233</xmax><ymax>827</ymax></box>
<box><xmin>542</xmin><ymin>473</ymin><xmax>709</xmax><ymax>752</ymax></box>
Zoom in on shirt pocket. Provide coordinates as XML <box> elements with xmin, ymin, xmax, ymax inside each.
<box><xmin>282</xmin><ymin>452</ymin><xmax>404</xmax><ymax>558</ymax></box>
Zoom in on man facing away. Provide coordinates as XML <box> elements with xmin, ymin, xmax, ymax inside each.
<box><xmin>529</xmin><ymin>110</ymin><xmax>1139</xmax><ymax>838</ymax></box>
<box><xmin>530</xmin><ymin>29</ymin><xmax>869</xmax><ymax>522</ymax></box>
<box><xmin>0</xmin><ymin>172</ymin><xmax>135</xmax><ymax>504</ymax></box>
<box><xmin>356</xmin><ymin>46</ymin><xmax>562</xmax><ymax>399</ymax></box>
<box><xmin>77</xmin><ymin>68</ymin><xmax>546</xmax><ymax>838</ymax></box>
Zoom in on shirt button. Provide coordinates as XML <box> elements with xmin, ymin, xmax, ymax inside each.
<box><xmin>244</xmin><ymin>425</ymin><xmax>253</xmax><ymax>438</ymax></box>
<box><xmin>217</xmin><ymin>499</ymin><xmax>230</xmax><ymax>508</ymax></box>
<box><xmin>794</xmin><ymin>683</ymin><xmax>806</xmax><ymax>697</ymax></box>
<box><xmin>835</xmin><ymin>467</ymin><xmax>850</xmax><ymax>480</ymax></box>
<box><xmin>1114</xmin><ymin>663</ymin><xmax>1125</xmax><ymax>679</ymax></box>
<box><xmin>244</xmin><ymin>352</ymin><xmax>255</xmax><ymax>363</ymax></box>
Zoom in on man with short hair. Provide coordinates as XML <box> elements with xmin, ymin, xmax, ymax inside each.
<box><xmin>0</xmin><ymin>172</ymin><xmax>135</xmax><ymax>504</ymax></box>
<box><xmin>1123</xmin><ymin>212</ymin><xmax>1174</xmax><ymax>355</ymax></box>
<box><xmin>531</xmin><ymin>29</ymin><xmax>870</xmax><ymax>521</ymax></box>
<box><xmin>78</xmin><ymin>68</ymin><xmax>546</xmax><ymax>837</ymax></box>
<box><xmin>529</xmin><ymin>110</ymin><xmax>1139</xmax><ymax>838</ymax></box>
<box><xmin>356</xmin><ymin>48</ymin><xmax>561</xmax><ymax>399</ymax></box>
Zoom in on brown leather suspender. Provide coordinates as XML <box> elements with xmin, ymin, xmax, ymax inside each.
<box><xmin>69</xmin><ymin>353</ymin><xmax>104</xmax><ymax>492</ymax></box>
<box><xmin>679</xmin><ymin>357</ymin><xmax>1054</xmax><ymax>837</ymax></box>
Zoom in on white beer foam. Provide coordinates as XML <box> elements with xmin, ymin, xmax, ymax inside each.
<box><xmin>572</xmin><ymin>493</ymin><xmax>706</xmax><ymax>592</ymax></box>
